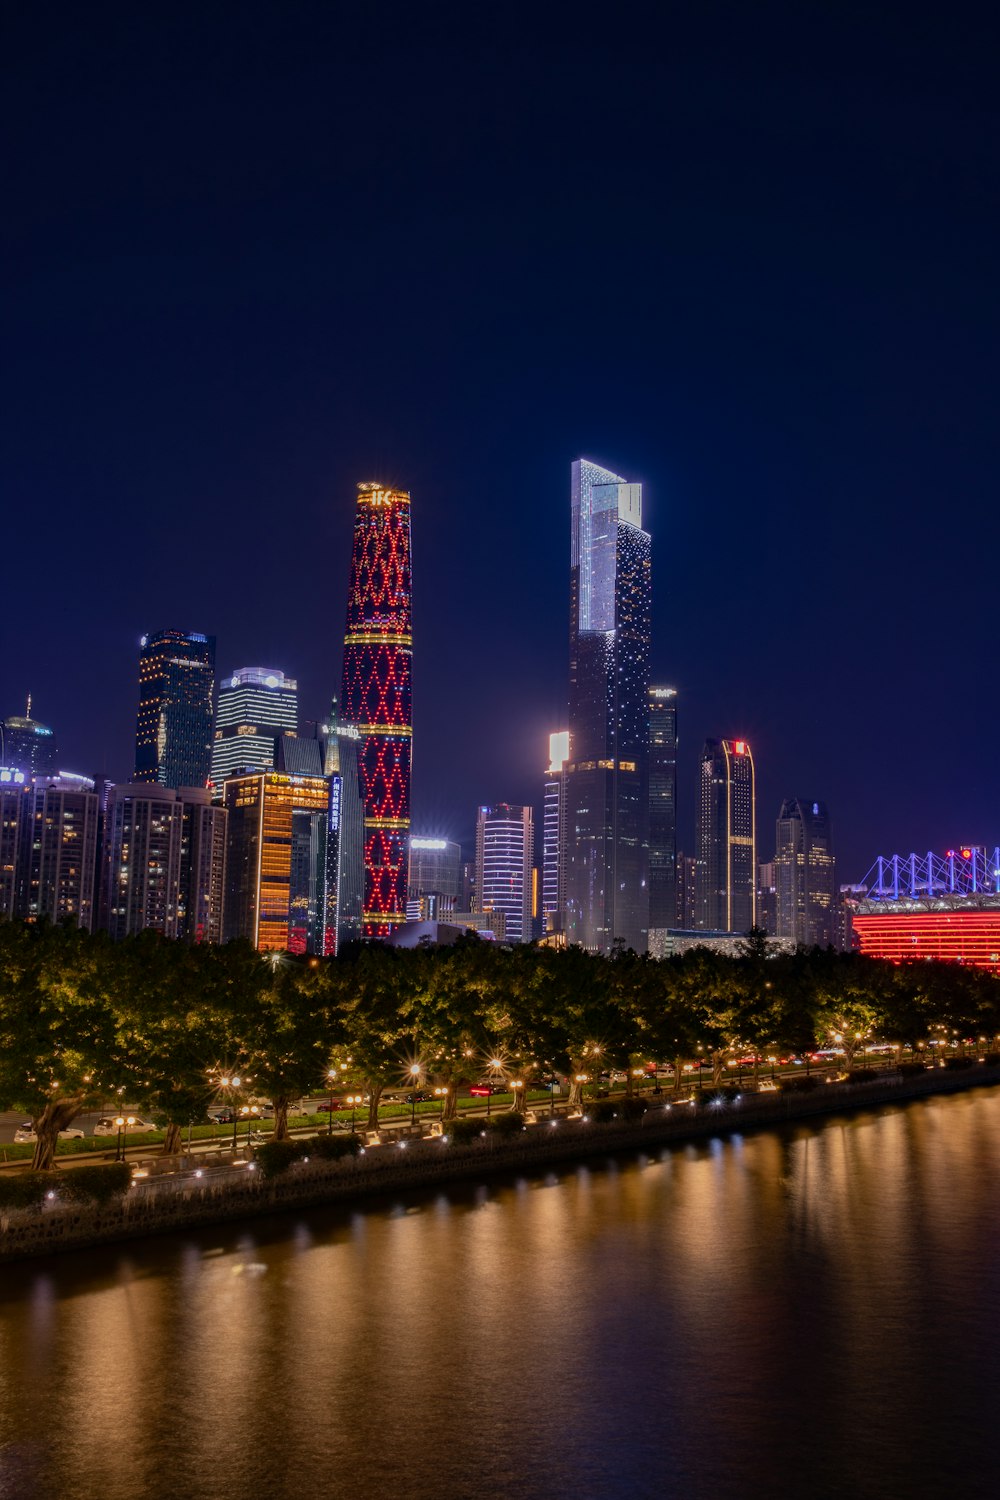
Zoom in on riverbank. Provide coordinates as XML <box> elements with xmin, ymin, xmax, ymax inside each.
<box><xmin>3</xmin><ymin>1062</ymin><xmax>998</xmax><ymax>1262</ymax></box>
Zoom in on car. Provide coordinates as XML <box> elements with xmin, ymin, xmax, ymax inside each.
<box><xmin>468</xmin><ymin>1084</ymin><xmax>503</xmax><ymax>1097</ymax></box>
<box><xmin>13</xmin><ymin>1123</ymin><xmax>85</xmax><ymax>1143</ymax></box>
<box><xmin>93</xmin><ymin>1116</ymin><xmax>156</xmax><ymax>1135</ymax></box>
<box><xmin>404</xmin><ymin>1090</ymin><xmax>432</xmax><ymax>1104</ymax></box>
<box><xmin>207</xmin><ymin>1108</ymin><xmax>237</xmax><ymax>1125</ymax></box>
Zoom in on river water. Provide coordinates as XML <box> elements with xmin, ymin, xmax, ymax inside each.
<box><xmin>2</xmin><ymin>1088</ymin><xmax>999</xmax><ymax>1500</ymax></box>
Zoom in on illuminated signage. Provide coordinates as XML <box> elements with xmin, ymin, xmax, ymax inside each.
<box><xmin>0</xmin><ymin>768</ymin><xmax>25</xmax><ymax>784</ymax></box>
<box><xmin>329</xmin><ymin>775</ymin><xmax>342</xmax><ymax>832</ymax></box>
<box><xmin>411</xmin><ymin>837</ymin><xmax>447</xmax><ymax>850</ymax></box>
<box><xmin>734</xmin><ymin>741</ymin><xmax>747</xmax><ymax>756</ymax></box>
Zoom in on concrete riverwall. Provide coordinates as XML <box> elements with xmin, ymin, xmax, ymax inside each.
<box><xmin>2</xmin><ymin>1063</ymin><xmax>998</xmax><ymax>1263</ymax></box>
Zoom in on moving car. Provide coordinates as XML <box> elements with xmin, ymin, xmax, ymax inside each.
<box><xmin>13</xmin><ymin>1123</ymin><xmax>85</xmax><ymax>1143</ymax></box>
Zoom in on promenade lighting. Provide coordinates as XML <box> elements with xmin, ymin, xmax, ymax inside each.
<box><xmin>487</xmin><ymin>1057</ymin><xmax>503</xmax><ymax>1119</ymax></box>
<box><xmin>114</xmin><ymin>1114</ymin><xmax>137</xmax><ymax>1162</ymax></box>
<box><xmin>409</xmin><ymin>1063</ymin><xmax>421</xmax><ymax>1128</ymax></box>
<box><xmin>575</xmin><ymin>1073</ymin><xmax>588</xmax><ymax>1110</ymax></box>
<box><xmin>220</xmin><ymin>1076</ymin><xmax>242</xmax><ymax>1148</ymax></box>
<box><xmin>326</xmin><ymin>1069</ymin><xmax>337</xmax><ymax>1135</ymax></box>
<box><xmin>346</xmin><ymin>1094</ymin><xmax>363</xmax><ymax>1131</ymax></box>
<box><xmin>433</xmin><ymin>1086</ymin><xmax>447</xmax><ymax>1120</ymax></box>
<box><xmin>511</xmin><ymin>1080</ymin><xmax>524</xmax><ymax>1114</ymax></box>
<box><xmin>240</xmin><ymin>1103</ymin><xmax>260</xmax><ymax>1150</ymax></box>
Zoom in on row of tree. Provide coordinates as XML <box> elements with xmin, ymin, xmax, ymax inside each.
<box><xmin>2</xmin><ymin>919</ymin><xmax>999</xmax><ymax>1168</ymax></box>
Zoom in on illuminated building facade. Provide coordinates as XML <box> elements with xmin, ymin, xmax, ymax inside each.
<box><xmin>100</xmin><ymin>784</ymin><xmax>184</xmax><ymax>939</ymax></box>
<box><xmin>848</xmin><ymin>845</ymin><xmax>1000</xmax><ymax>971</ymax></box>
<box><xmin>774</xmin><ymin>798</ymin><xmax>836</xmax><ymax>946</ymax></box>
<box><xmin>177</xmin><ymin>788</ymin><xmax>227</xmax><ymax>943</ymax></box>
<box><xmin>408</xmin><ymin>837</ymin><xmax>462</xmax><ymax>906</ymax></box>
<box><xmin>475</xmin><ymin>803</ymin><xmax>533</xmax><ymax>943</ymax></box>
<box><xmin>340</xmin><ymin>483</ymin><xmax>412</xmax><ymax>936</ymax></box>
<box><xmin>223</xmin><ymin>771</ymin><xmax>330</xmax><ymax>952</ymax></box>
<box><xmin>565</xmin><ymin>459</ymin><xmax>652</xmax><ymax>954</ymax></box>
<box><xmin>542</xmin><ymin>731</ymin><xmax>569</xmax><ymax>934</ymax></box>
<box><xmin>648</xmin><ymin>687</ymin><xmax>678</xmax><ymax>933</ymax></box>
<box><xmin>135</xmin><ymin>630</ymin><xmax>216</xmax><ymax>790</ymax></box>
<box><xmin>210</xmin><ymin>666</ymin><xmax>298</xmax><ymax>788</ymax></box>
<box><xmin>696</xmin><ymin>738</ymin><xmax>756</xmax><ymax>933</ymax></box>
<box><xmin>18</xmin><ymin>774</ymin><xmax>100</xmax><ymax>931</ymax></box>
<box><xmin>0</xmin><ymin>703</ymin><xmax>57</xmax><ymax>778</ymax></box>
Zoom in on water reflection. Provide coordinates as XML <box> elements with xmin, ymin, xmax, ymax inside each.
<box><xmin>2</xmin><ymin>1091</ymin><xmax>1000</xmax><ymax>1499</ymax></box>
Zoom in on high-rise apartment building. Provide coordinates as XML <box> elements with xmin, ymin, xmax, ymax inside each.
<box><xmin>317</xmin><ymin>703</ymin><xmax>365</xmax><ymax>954</ymax></box>
<box><xmin>542</xmin><ymin>731</ymin><xmax>569</xmax><ymax>934</ymax></box>
<box><xmin>18</xmin><ymin>774</ymin><xmax>100</xmax><ymax>931</ymax></box>
<box><xmin>757</xmin><ymin>860</ymin><xmax>777</xmax><ymax>936</ymax></box>
<box><xmin>223</xmin><ymin>771</ymin><xmax>330</xmax><ymax>952</ymax></box>
<box><xmin>340</xmin><ymin>483</ymin><xmax>413</xmax><ymax>936</ymax></box>
<box><xmin>210</xmin><ymin>667</ymin><xmax>297</xmax><ymax>788</ymax></box>
<box><xmin>475</xmin><ymin>803</ymin><xmax>533</xmax><ymax>943</ymax></box>
<box><xmin>1</xmin><ymin>701</ymin><xmax>57</xmax><ymax>778</ymax></box>
<box><xmin>101</xmin><ymin>784</ymin><xmax>185</xmax><ymax>939</ymax></box>
<box><xmin>0</xmin><ymin>773</ymin><xmax>24</xmax><ymax>918</ymax></box>
<box><xmin>135</xmin><ymin>630</ymin><xmax>216</xmax><ymax>790</ymax></box>
<box><xmin>696</xmin><ymin>738</ymin><xmax>757</xmax><ymax>933</ymax></box>
<box><xmin>565</xmin><ymin>459</ymin><xmax>652</xmax><ymax>954</ymax></box>
<box><xmin>177</xmin><ymin>788</ymin><xmax>228</xmax><ymax>943</ymax></box>
<box><xmin>774</xmin><ymin>798</ymin><xmax>836</xmax><ymax>947</ymax></box>
<box><xmin>648</xmin><ymin>687</ymin><xmax>678</xmax><ymax>933</ymax></box>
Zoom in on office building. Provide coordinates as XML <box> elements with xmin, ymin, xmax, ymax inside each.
<box><xmin>100</xmin><ymin>784</ymin><xmax>184</xmax><ymax>939</ymax></box>
<box><xmin>757</xmin><ymin>860</ymin><xmax>778</xmax><ymax>936</ymax></box>
<box><xmin>408</xmin><ymin>837</ymin><xmax>462</xmax><ymax>906</ymax></box>
<box><xmin>223</xmin><ymin>770</ymin><xmax>330</xmax><ymax>952</ymax></box>
<box><xmin>134</xmin><ymin>630</ymin><xmax>216</xmax><ymax>790</ymax></box>
<box><xmin>475</xmin><ymin>803</ymin><xmax>533</xmax><ymax>943</ymax></box>
<box><xmin>696</xmin><ymin>738</ymin><xmax>756</xmax><ymax>933</ymax></box>
<box><xmin>774</xmin><ymin>798</ymin><xmax>837</xmax><ymax>947</ymax></box>
<box><xmin>0</xmin><ymin>772</ymin><xmax>24</xmax><ymax>918</ymax></box>
<box><xmin>17</xmin><ymin>774</ymin><xmax>100</xmax><ymax>931</ymax></box>
<box><xmin>340</xmin><ymin>483</ymin><xmax>413</xmax><ymax>936</ymax></box>
<box><xmin>1</xmin><ymin>701</ymin><xmax>57</xmax><ymax>778</ymax></box>
<box><xmin>317</xmin><ymin>702</ymin><xmax>365</xmax><ymax>954</ymax></box>
<box><xmin>542</xmin><ymin>731</ymin><xmax>569</xmax><ymax>934</ymax></box>
<box><xmin>648</xmin><ymin>687</ymin><xmax>678</xmax><ymax>932</ymax></box>
<box><xmin>565</xmin><ymin>458</ymin><xmax>651</xmax><ymax>954</ymax></box>
<box><xmin>210</xmin><ymin>667</ymin><xmax>298</xmax><ymax>788</ymax></box>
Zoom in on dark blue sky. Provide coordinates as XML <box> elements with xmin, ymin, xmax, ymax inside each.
<box><xmin>3</xmin><ymin>2</ymin><xmax>998</xmax><ymax>879</ymax></box>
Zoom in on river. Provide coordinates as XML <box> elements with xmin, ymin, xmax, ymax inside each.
<box><xmin>2</xmin><ymin>1087</ymin><xmax>999</xmax><ymax>1500</ymax></box>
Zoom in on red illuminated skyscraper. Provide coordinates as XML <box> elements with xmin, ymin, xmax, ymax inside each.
<box><xmin>341</xmin><ymin>483</ymin><xmax>412</xmax><ymax>936</ymax></box>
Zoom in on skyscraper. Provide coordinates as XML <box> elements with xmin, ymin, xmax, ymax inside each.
<box><xmin>1</xmin><ymin>700</ymin><xmax>57</xmax><ymax>778</ymax></box>
<box><xmin>223</xmin><ymin>770</ymin><xmax>331</xmax><ymax>952</ymax></box>
<box><xmin>542</xmin><ymin>730</ymin><xmax>569</xmax><ymax>934</ymax></box>
<box><xmin>648</xmin><ymin>687</ymin><xmax>678</xmax><ymax>933</ymax></box>
<box><xmin>100</xmin><ymin>784</ymin><xmax>184</xmax><ymax>939</ymax></box>
<box><xmin>135</xmin><ymin>630</ymin><xmax>216</xmax><ymax>790</ymax></box>
<box><xmin>210</xmin><ymin>667</ymin><xmax>298</xmax><ymax>788</ymax></box>
<box><xmin>18</xmin><ymin>774</ymin><xmax>100</xmax><ymax>931</ymax></box>
<box><xmin>341</xmin><ymin>483</ymin><xmax>413</xmax><ymax>936</ymax></box>
<box><xmin>565</xmin><ymin>458</ymin><xmax>651</xmax><ymax>954</ymax></box>
<box><xmin>774</xmin><ymin>798</ymin><xmax>836</xmax><ymax>947</ymax></box>
<box><xmin>407</xmin><ymin>837</ymin><xmax>463</xmax><ymax>909</ymax></box>
<box><xmin>177</xmin><ymin>788</ymin><xmax>228</xmax><ymax>943</ymax></box>
<box><xmin>696</xmin><ymin>738</ymin><xmax>757</xmax><ymax>933</ymax></box>
<box><xmin>317</xmin><ymin>702</ymin><xmax>365</xmax><ymax>954</ymax></box>
<box><xmin>475</xmin><ymin>803</ymin><xmax>533</xmax><ymax>943</ymax></box>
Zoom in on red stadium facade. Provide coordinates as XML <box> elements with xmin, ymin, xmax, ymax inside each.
<box><xmin>851</xmin><ymin>908</ymin><xmax>1000</xmax><ymax>973</ymax></box>
<box><xmin>341</xmin><ymin>483</ymin><xmax>412</xmax><ymax>936</ymax></box>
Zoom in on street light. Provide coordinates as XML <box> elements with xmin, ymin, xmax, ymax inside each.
<box><xmin>511</xmin><ymin>1079</ymin><xmax>524</xmax><ymax>1115</ymax></box>
<box><xmin>326</xmin><ymin>1069</ymin><xmax>337</xmax><ymax>1135</ymax></box>
<box><xmin>115</xmin><ymin>1114</ymin><xmax>137</xmax><ymax>1162</ymax></box>
<box><xmin>409</xmin><ymin>1063</ymin><xmax>421</xmax><ymax>1128</ymax></box>
<box><xmin>346</xmin><ymin>1094</ymin><xmax>363</xmax><ymax>1132</ymax></box>
<box><xmin>240</xmin><ymin>1103</ymin><xmax>260</xmax><ymax>1151</ymax></box>
<box><xmin>220</xmin><ymin>1075</ymin><xmax>242</xmax><ymax>1149</ymax></box>
<box><xmin>575</xmin><ymin>1074</ymin><xmax>588</xmax><ymax>1113</ymax></box>
<box><xmin>433</xmin><ymin>1085</ymin><xmax>448</xmax><ymax>1121</ymax></box>
<box><xmin>487</xmin><ymin>1057</ymin><xmax>503</xmax><ymax>1119</ymax></box>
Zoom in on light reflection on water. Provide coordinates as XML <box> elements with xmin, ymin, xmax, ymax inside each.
<box><xmin>2</xmin><ymin>1090</ymin><xmax>1000</xmax><ymax>1500</ymax></box>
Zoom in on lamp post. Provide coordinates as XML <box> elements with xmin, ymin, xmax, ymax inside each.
<box><xmin>487</xmin><ymin>1057</ymin><xmax>503</xmax><ymax>1119</ymax></box>
<box><xmin>511</xmin><ymin>1079</ymin><xmax>524</xmax><ymax>1115</ymax></box>
<box><xmin>115</xmin><ymin>1114</ymin><xmax>136</xmax><ymax>1163</ymax></box>
<box><xmin>433</xmin><ymin>1086</ymin><xmax>447</xmax><ymax>1122</ymax></box>
<box><xmin>575</xmin><ymin>1074</ymin><xmax>587</xmax><ymax>1114</ymax></box>
<box><xmin>240</xmin><ymin>1103</ymin><xmax>260</xmax><ymax>1151</ymax></box>
<box><xmin>347</xmin><ymin>1094</ymin><xmax>363</xmax><ymax>1132</ymax></box>
<box><xmin>220</xmin><ymin>1075</ymin><xmax>242</xmax><ymax>1149</ymax></box>
<box><xmin>327</xmin><ymin>1069</ymin><xmax>337</xmax><ymax>1135</ymax></box>
<box><xmin>409</xmin><ymin>1063</ymin><xmax>421</xmax><ymax>1128</ymax></box>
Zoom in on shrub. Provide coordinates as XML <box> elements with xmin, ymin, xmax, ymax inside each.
<box><xmin>944</xmin><ymin>1056</ymin><xmax>975</xmax><ymax>1071</ymax></box>
<box><xmin>0</xmin><ymin>1173</ymin><xmax>50</xmax><ymax>1211</ymax></box>
<box><xmin>620</xmin><ymin>1096</ymin><xmax>649</xmax><ymax>1121</ymax></box>
<box><xmin>779</xmin><ymin>1076</ymin><xmax>820</xmax><ymax>1094</ymax></box>
<box><xmin>448</xmin><ymin>1118</ymin><xmax>486</xmax><ymax>1145</ymax></box>
<box><xmin>57</xmin><ymin>1163</ymin><xmax>132</xmax><ymax>1204</ymax></box>
<box><xmin>487</xmin><ymin>1111</ymin><xmax>525</xmax><ymax>1138</ymax></box>
<box><xmin>309</xmin><ymin>1133</ymin><xmax>362</xmax><ymax>1161</ymax></box>
<box><xmin>897</xmin><ymin>1061</ymin><xmax>929</xmax><ymax>1077</ymax></box>
<box><xmin>253</xmin><ymin>1139</ymin><xmax>306</xmax><ymax>1178</ymax></box>
<box><xmin>591</xmin><ymin>1101</ymin><xmax>618</xmax><ymax>1123</ymax></box>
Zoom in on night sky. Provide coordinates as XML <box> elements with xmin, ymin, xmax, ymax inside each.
<box><xmin>3</xmin><ymin>2</ymin><xmax>998</xmax><ymax>881</ymax></box>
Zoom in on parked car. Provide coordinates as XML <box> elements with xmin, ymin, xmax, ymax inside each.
<box><xmin>13</xmin><ymin>1122</ymin><xmax>85</xmax><ymax>1143</ymax></box>
<box><xmin>207</xmin><ymin>1108</ymin><xmax>237</xmax><ymax>1125</ymax></box>
<box><xmin>404</xmin><ymin>1090</ymin><xmax>432</xmax><ymax>1104</ymax></box>
<box><xmin>93</xmin><ymin>1116</ymin><xmax>156</xmax><ymax>1135</ymax></box>
<box><xmin>468</xmin><ymin>1084</ymin><xmax>503</xmax><ymax>1097</ymax></box>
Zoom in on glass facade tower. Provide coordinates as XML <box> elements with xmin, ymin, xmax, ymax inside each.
<box><xmin>542</xmin><ymin>731</ymin><xmax>569</xmax><ymax>934</ymax></box>
<box><xmin>340</xmin><ymin>483</ymin><xmax>413</xmax><ymax>936</ymax></box>
<box><xmin>565</xmin><ymin>459</ymin><xmax>651</xmax><ymax>954</ymax></box>
<box><xmin>135</xmin><ymin>630</ymin><xmax>216</xmax><ymax>790</ymax></box>
<box><xmin>696</xmin><ymin>738</ymin><xmax>757</xmax><ymax>933</ymax></box>
<box><xmin>774</xmin><ymin>798</ymin><xmax>836</xmax><ymax>947</ymax></box>
<box><xmin>475</xmin><ymin>803</ymin><xmax>534</xmax><ymax>944</ymax></box>
<box><xmin>648</xmin><ymin>687</ymin><xmax>678</xmax><ymax>933</ymax></box>
<box><xmin>211</xmin><ymin>667</ymin><xmax>297</xmax><ymax>788</ymax></box>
